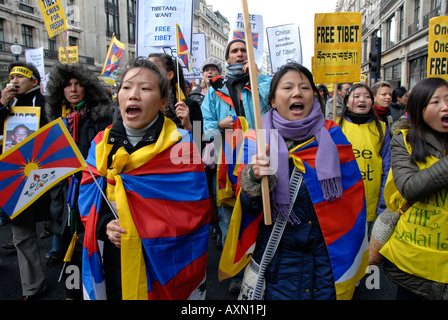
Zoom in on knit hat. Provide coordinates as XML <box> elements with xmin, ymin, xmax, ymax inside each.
<box><xmin>201</xmin><ymin>57</ymin><xmax>222</xmax><ymax>74</ymax></box>
<box><xmin>225</xmin><ymin>39</ymin><xmax>246</xmax><ymax>60</ymax></box>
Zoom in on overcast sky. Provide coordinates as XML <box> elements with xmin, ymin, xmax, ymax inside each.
<box><xmin>205</xmin><ymin>0</ymin><xmax>339</xmax><ymax>70</ymax></box>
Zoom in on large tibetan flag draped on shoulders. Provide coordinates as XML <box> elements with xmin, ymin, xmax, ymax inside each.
<box><xmin>176</xmin><ymin>24</ymin><xmax>193</xmax><ymax>73</ymax></box>
<box><xmin>289</xmin><ymin>120</ymin><xmax>368</xmax><ymax>300</ymax></box>
<box><xmin>79</xmin><ymin>117</ymin><xmax>210</xmax><ymax>300</ymax></box>
<box><xmin>99</xmin><ymin>35</ymin><xmax>126</xmax><ymax>85</ymax></box>
<box><xmin>219</xmin><ymin>120</ymin><xmax>368</xmax><ymax>300</ymax></box>
<box><xmin>0</xmin><ymin>118</ymin><xmax>86</xmax><ymax>219</ymax></box>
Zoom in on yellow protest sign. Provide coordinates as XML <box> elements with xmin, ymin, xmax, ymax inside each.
<box><xmin>428</xmin><ymin>16</ymin><xmax>448</xmax><ymax>81</ymax></box>
<box><xmin>37</xmin><ymin>0</ymin><xmax>67</xmax><ymax>38</ymax></box>
<box><xmin>59</xmin><ymin>46</ymin><xmax>79</xmax><ymax>64</ymax></box>
<box><xmin>314</xmin><ymin>12</ymin><xmax>361</xmax><ymax>84</ymax></box>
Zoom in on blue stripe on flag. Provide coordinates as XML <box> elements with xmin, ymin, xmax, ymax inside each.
<box><xmin>121</xmin><ymin>171</ymin><xmax>208</xmax><ymax>202</ymax></box>
<box><xmin>34</xmin><ymin>124</ymin><xmax>64</xmax><ymax>161</ymax></box>
<box><xmin>141</xmin><ymin>223</ymin><xmax>209</xmax><ymax>288</ymax></box>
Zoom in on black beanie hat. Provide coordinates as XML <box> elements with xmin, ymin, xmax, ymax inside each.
<box><xmin>225</xmin><ymin>39</ymin><xmax>246</xmax><ymax>60</ymax></box>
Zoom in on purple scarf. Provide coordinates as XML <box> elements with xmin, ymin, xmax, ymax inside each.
<box><xmin>262</xmin><ymin>98</ymin><xmax>342</xmax><ymax>223</ymax></box>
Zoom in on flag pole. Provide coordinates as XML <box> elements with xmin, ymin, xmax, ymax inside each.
<box><xmin>86</xmin><ymin>164</ymin><xmax>119</xmax><ymax>221</ymax></box>
<box><xmin>240</xmin><ymin>0</ymin><xmax>272</xmax><ymax>225</ymax></box>
<box><xmin>333</xmin><ymin>83</ymin><xmax>338</xmax><ymax>121</ymax></box>
<box><xmin>176</xmin><ymin>55</ymin><xmax>181</xmax><ymax>103</ymax></box>
<box><xmin>59</xmin><ymin>32</ymin><xmax>71</xmax><ymax>64</ymax></box>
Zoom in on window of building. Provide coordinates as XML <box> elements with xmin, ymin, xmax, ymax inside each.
<box><xmin>0</xmin><ymin>19</ymin><xmax>4</xmax><ymax>42</ymax></box>
<box><xmin>69</xmin><ymin>36</ymin><xmax>77</xmax><ymax>47</ymax></box>
<box><xmin>409</xmin><ymin>55</ymin><xmax>427</xmax><ymax>89</ymax></box>
<box><xmin>48</xmin><ymin>38</ymin><xmax>57</xmax><ymax>52</ymax></box>
<box><xmin>127</xmin><ymin>0</ymin><xmax>136</xmax><ymax>44</ymax></box>
<box><xmin>414</xmin><ymin>0</ymin><xmax>421</xmax><ymax>24</ymax></box>
<box><xmin>105</xmin><ymin>0</ymin><xmax>120</xmax><ymax>38</ymax></box>
<box><xmin>398</xmin><ymin>6</ymin><xmax>404</xmax><ymax>41</ymax></box>
<box><xmin>22</xmin><ymin>25</ymin><xmax>33</xmax><ymax>48</ymax></box>
<box><xmin>386</xmin><ymin>14</ymin><xmax>396</xmax><ymax>49</ymax></box>
<box><xmin>431</xmin><ymin>0</ymin><xmax>441</xmax><ymax>10</ymax></box>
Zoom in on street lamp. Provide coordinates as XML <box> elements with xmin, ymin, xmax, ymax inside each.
<box><xmin>11</xmin><ymin>45</ymin><xmax>22</xmax><ymax>61</ymax></box>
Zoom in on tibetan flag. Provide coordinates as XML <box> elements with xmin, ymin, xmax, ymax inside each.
<box><xmin>79</xmin><ymin>117</ymin><xmax>210</xmax><ymax>300</ymax></box>
<box><xmin>216</xmin><ymin>116</ymin><xmax>255</xmax><ymax>207</ymax></box>
<box><xmin>176</xmin><ymin>24</ymin><xmax>193</xmax><ymax>73</ymax></box>
<box><xmin>218</xmin><ymin>117</ymin><xmax>260</xmax><ymax>280</ymax></box>
<box><xmin>233</xmin><ymin>31</ymin><xmax>259</xmax><ymax>50</ymax></box>
<box><xmin>0</xmin><ymin>118</ymin><xmax>86</xmax><ymax>219</ymax></box>
<box><xmin>99</xmin><ymin>35</ymin><xmax>126</xmax><ymax>85</ymax></box>
<box><xmin>290</xmin><ymin>120</ymin><xmax>369</xmax><ymax>300</ymax></box>
<box><xmin>219</xmin><ymin>120</ymin><xmax>368</xmax><ymax>300</ymax></box>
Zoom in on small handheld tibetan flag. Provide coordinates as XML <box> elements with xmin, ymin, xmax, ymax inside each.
<box><xmin>176</xmin><ymin>24</ymin><xmax>193</xmax><ymax>73</ymax></box>
<box><xmin>99</xmin><ymin>35</ymin><xmax>126</xmax><ymax>85</ymax></box>
<box><xmin>0</xmin><ymin>118</ymin><xmax>87</xmax><ymax>219</ymax></box>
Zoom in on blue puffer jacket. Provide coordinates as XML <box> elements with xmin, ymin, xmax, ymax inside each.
<box><xmin>240</xmin><ymin>162</ymin><xmax>336</xmax><ymax>300</ymax></box>
<box><xmin>201</xmin><ymin>74</ymin><xmax>272</xmax><ymax>140</ymax></box>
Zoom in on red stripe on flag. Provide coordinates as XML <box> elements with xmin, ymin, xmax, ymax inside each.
<box><xmin>35</xmin><ymin>133</ymin><xmax>72</xmax><ymax>165</ymax></box>
<box><xmin>126</xmin><ymin>192</ymin><xmax>210</xmax><ymax>239</ymax></box>
<box><xmin>0</xmin><ymin>174</ymin><xmax>25</xmax><ymax>207</ymax></box>
<box><xmin>234</xmin><ymin>212</ymin><xmax>263</xmax><ymax>264</ymax></box>
<box><xmin>314</xmin><ymin>179</ymin><xmax>365</xmax><ymax>246</ymax></box>
<box><xmin>147</xmin><ymin>252</ymin><xmax>207</xmax><ymax>300</ymax></box>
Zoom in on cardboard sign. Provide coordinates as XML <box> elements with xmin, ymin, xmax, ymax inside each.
<box><xmin>58</xmin><ymin>46</ymin><xmax>79</xmax><ymax>64</ymax></box>
<box><xmin>314</xmin><ymin>12</ymin><xmax>361</xmax><ymax>84</ymax></box>
<box><xmin>428</xmin><ymin>16</ymin><xmax>448</xmax><ymax>81</ymax></box>
<box><xmin>267</xmin><ymin>24</ymin><xmax>302</xmax><ymax>73</ymax></box>
<box><xmin>37</xmin><ymin>0</ymin><xmax>68</xmax><ymax>38</ymax></box>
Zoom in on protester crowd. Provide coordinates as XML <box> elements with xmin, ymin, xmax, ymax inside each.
<box><xmin>0</xmin><ymin>37</ymin><xmax>447</xmax><ymax>300</ymax></box>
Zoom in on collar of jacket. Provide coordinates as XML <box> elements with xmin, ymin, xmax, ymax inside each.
<box><xmin>210</xmin><ymin>75</ymin><xmax>252</xmax><ymax>93</ymax></box>
<box><xmin>108</xmin><ymin>111</ymin><xmax>164</xmax><ymax>153</ymax></box>
<box><xmin>14</xmin><ymin>86</ymin><xmax>42</xmax><ymax>105</ymax></box>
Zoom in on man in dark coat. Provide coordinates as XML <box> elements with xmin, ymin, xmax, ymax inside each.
<box><xmin>0</xmin><ymin>62</ymin><xmax>50</xmax><ymax>299</ymax></box>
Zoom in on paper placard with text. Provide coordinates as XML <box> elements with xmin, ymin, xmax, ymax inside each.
<box><xmin>59</xmin><ymin>46</ymin><xmax>79</xmax><ymax>64</ymax></box>
<box><xmin>428</xmin><ymin>16</ymin><xmax>448</xmax><ymax>81</ymax></box>
<box><xmin>136</xmin><ymin>0</ymin><xmax>193</xmax><ymax>57</ymax></box>
<box><xmin>314</xmin><ymin>12</ymin><xmax>361</xmax><ymax>84</ymax></box>
<box><xmin>37</xmin><ymin>0</ymin><xmax>68</xmax><ymax>38</ymax></box>
<box><xmin>267</xmin><ymin>24</ymin><xmax>302</xmax><ymax>74</ymax></box>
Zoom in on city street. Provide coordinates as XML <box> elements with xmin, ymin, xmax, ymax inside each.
<box><xmin>0</xmin><ymin>220</ymin><xmax>396</xmax><ymax>301</ymax></box>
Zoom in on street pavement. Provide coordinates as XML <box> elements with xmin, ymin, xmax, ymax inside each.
<box><xmin>0</xmin><ymin>221</ymin><xmax>396</xmax><ymax>301</ymax></box>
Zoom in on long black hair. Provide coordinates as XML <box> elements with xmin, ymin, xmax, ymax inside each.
<box><xmin>147</xmin><ymin>53</ymin><xmax>187</xmax><ymax>102</ymax></box>
<box><xmin>117</xmin><ymin>57</ymin><xmax>169</xmax><ymax>100</ymax></box>
<box><xmin>407</xmin><ymin>77</ymin><xmax>448</xmax><ymax>163</ymax></box>
<box><xmin>338</xmin><ymin>82</ymin><xmax>385</xmax><ymax>144</ymax></box>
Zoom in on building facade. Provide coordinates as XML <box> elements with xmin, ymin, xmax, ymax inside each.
<box><xmin>0</xmin><ymin>0</ymin><xmax>231</xmax><ymax>86</ymax></box>
<box><xmin>337</xmin><ymin>0</ymin><xmax>448</xmax><ymax>90</ymax></box>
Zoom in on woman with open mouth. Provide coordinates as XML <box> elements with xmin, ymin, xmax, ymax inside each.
<box><xmin>229</xmin><ymin>62</ymin><xmax>368</xmax><ymax>300</ymax></box>
<box><xmin>380</xmin><ymin>77</ymin><xmax>448</xmax><ymax>300</ymax></box>
<box><xmin>79</xmin><ymin>58</ymin><xmax>210</xmax><ymax>300</ymax></box>
<box><xmin>336</xmin><ymin>83</ymin><xmax>390</xmax><ymax>232</ymax></box>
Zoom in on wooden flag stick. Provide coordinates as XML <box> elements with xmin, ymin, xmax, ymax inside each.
<box><xmin>240</xmin><ymin>0</ymin><xmax>272</xmax><ymax>225</ymax></box>
<box><xmin>332</xmin><ymin>83</ymin><xmax>338</xmax><ymax>120</ymax></box>
<box><xmin>59</xmin><ymin>32</ymin><xmax>71</xmax><ymax>64</ymax></box>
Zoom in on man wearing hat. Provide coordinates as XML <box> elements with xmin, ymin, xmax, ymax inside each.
<box><xmin>0</xmin><ymin>62</ymin><xmax>50</xmax><ymax>299</ymax></box>
<box><xmin>200</xmin><ymin>39</ymin><xmax>272</xmax><ymax>295</ymax></box>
